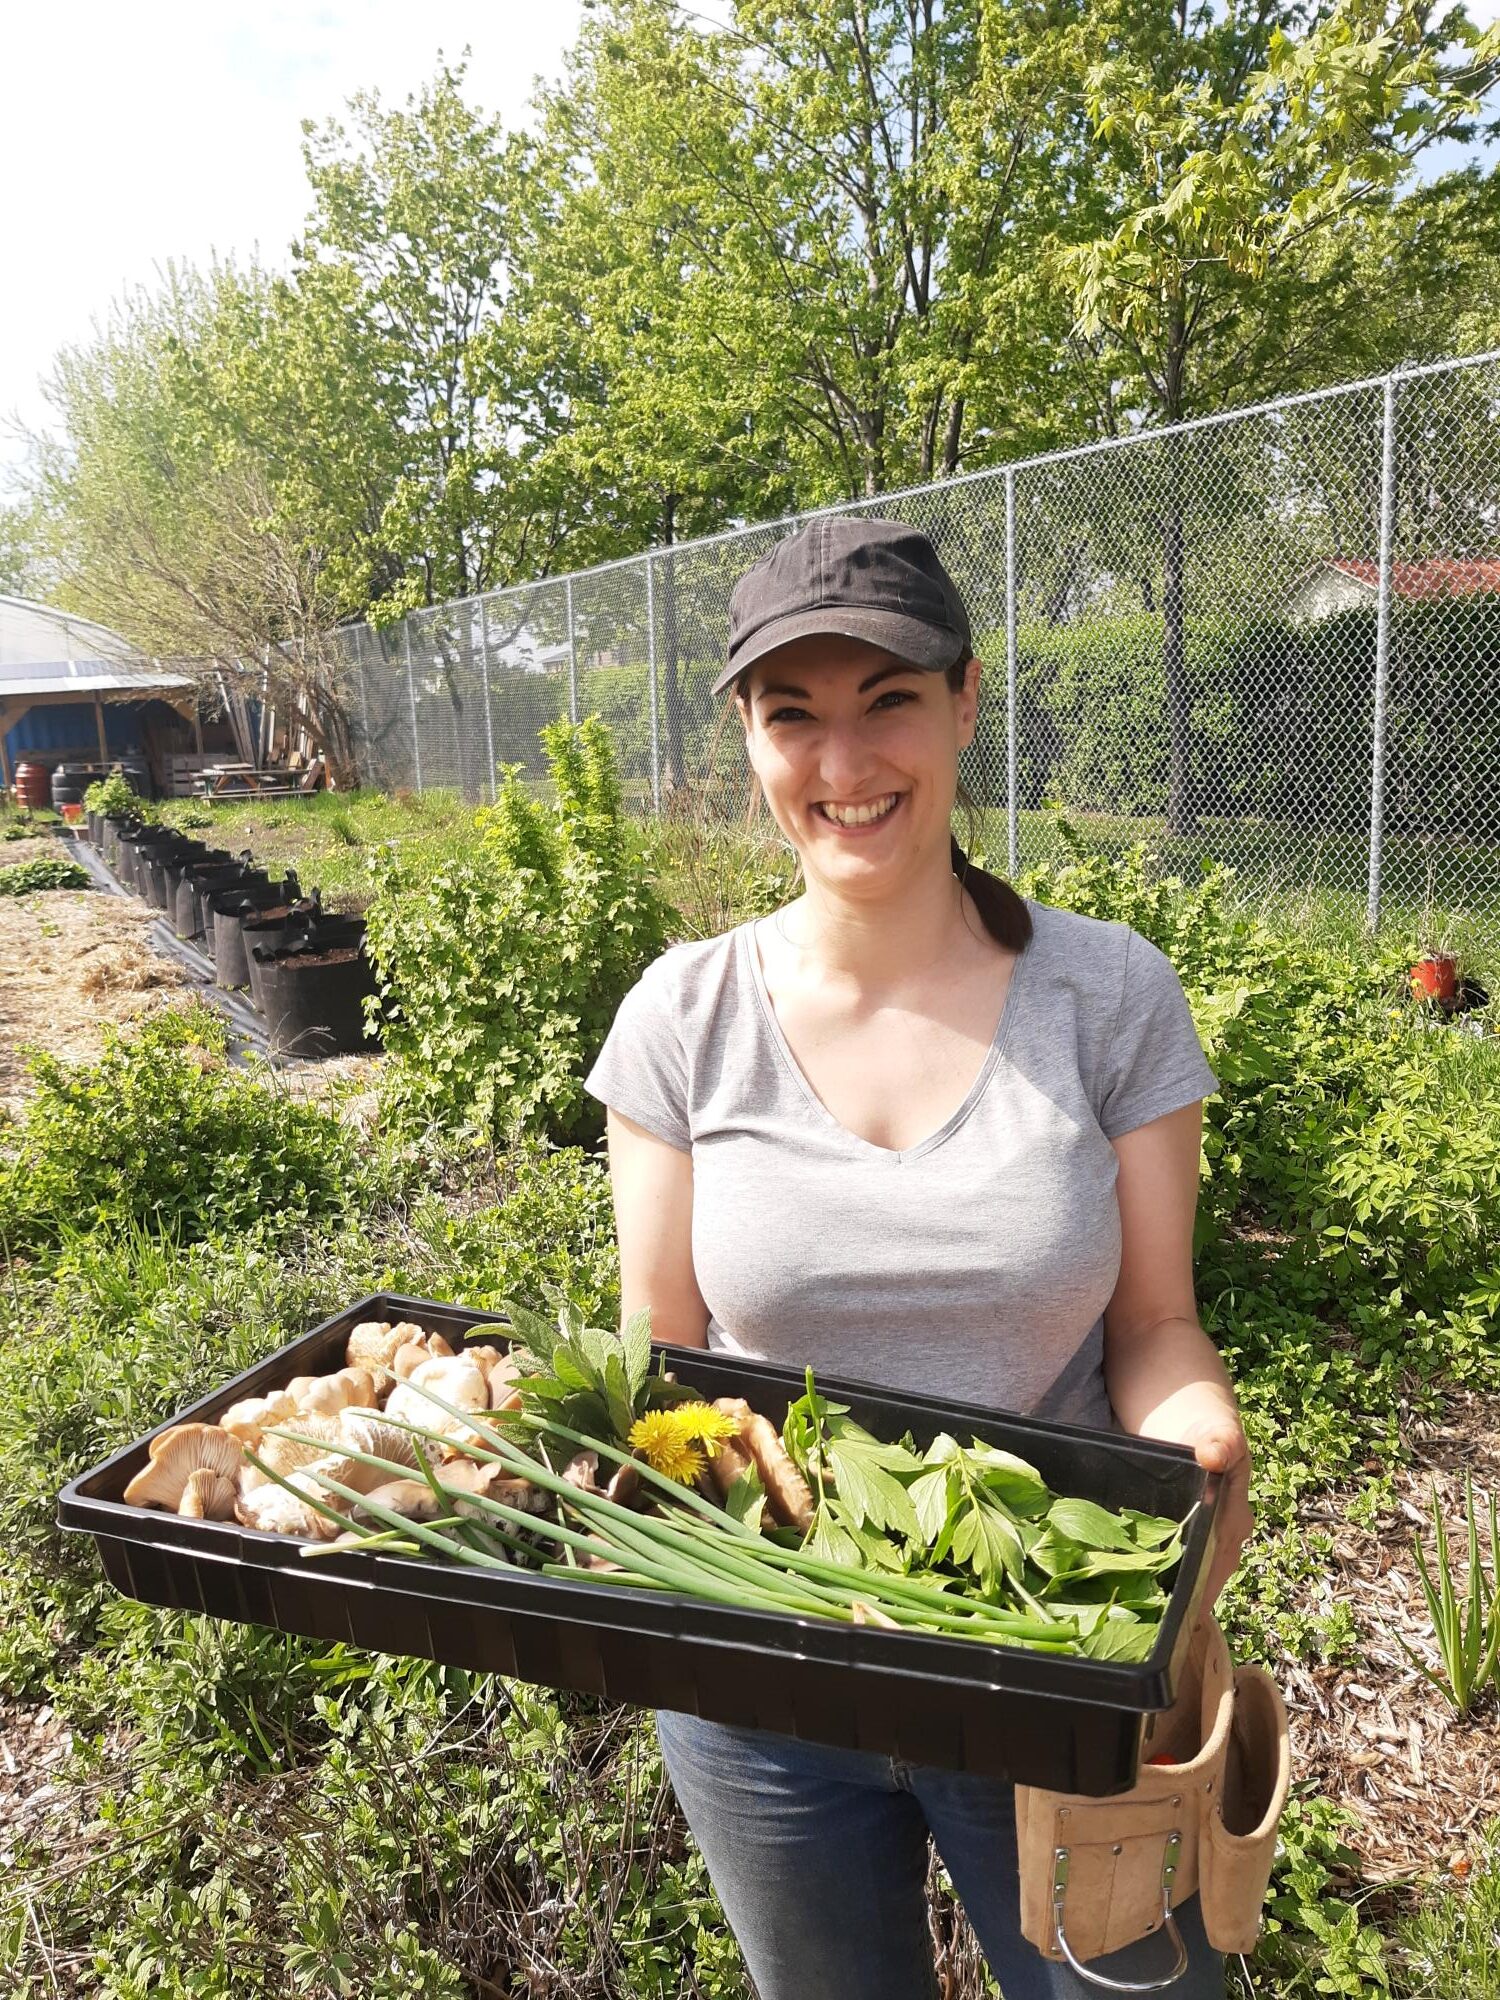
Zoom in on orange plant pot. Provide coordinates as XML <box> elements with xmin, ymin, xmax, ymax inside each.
<box><xmin>61</xmin><ymin>803</ymin><xmax>85</xmax><ymax>825</ymax></box>
<box><xmin>1410</xmin><ymin>953</ymin><xmax>1458</xmax><ymax>1002</ymax></box>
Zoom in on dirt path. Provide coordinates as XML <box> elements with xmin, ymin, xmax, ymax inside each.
<box><xmin>0</xmin><ymin>888</ymin><xmax>192</xmax><ymax>1111</ymax></box>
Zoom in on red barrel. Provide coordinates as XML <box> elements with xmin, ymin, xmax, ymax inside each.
<box><xmin>14</xmin><ymin>761</ymin><xmax>52</xmax><ymax>811</ymax></box>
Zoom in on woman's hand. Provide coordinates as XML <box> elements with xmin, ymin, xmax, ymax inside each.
<box><xmin>1169</xmin><ymin>1406</ymin><xmax>1255</xmax><ymax>1619</ymax></box>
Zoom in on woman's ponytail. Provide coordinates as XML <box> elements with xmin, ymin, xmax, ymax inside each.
<box><xmin>950</xmin><ymin>831</ymin><xmax>1032</xmax><ymax>952</ymax></box>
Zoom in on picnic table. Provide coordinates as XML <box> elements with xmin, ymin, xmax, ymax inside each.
<box><xmin>195</xmin><ymin>760</ymin><xmax>324</xmax><ymax>801</ymax></box>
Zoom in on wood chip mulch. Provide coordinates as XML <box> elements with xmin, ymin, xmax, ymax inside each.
<box><xmin>1281</xmin><ymin>1380</ymin><xmax>1500</xmax><ymax>1903</ymax></box>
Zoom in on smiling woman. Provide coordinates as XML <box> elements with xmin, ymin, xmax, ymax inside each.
<box><xmin>582</xmin><ymin>515</ymin><xmax>1247</xmax><ymax>2000</ymax></box>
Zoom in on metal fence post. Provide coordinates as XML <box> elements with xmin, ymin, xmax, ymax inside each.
<box><xmin>355</xmin><ymin>637</ymin><xmax>372</xmax><ymax>790</ymax></box>
<box><xmin>478</xmin><ymin>596</ymin><xmax>497</xmax><ymax>803</ymax></box>
<box><xmin>1005</xmin><ymin>466</ymin><xmax>1019</xmax><ymax>879</ymax></box>
<box><xmin>646</xmin><ymin>553</ymin><xmax>661</xmax><ymax>814</ymax></box>
<box><xmin>1366</xmin><ymin>374</ymin><xmax>1398</xmax><ymax>934</ymax></box>
<box><xmin>403</xmin><ymin>620</ymin><xmax>423</xmax><ymax>793</ymax></box>
<box><xmin>566</xmin><ymin>576</ymin><xmax>579</xmax><ymax>725</ymax></box>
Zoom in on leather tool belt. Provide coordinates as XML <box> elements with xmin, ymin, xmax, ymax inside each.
<box><xmin>1014</xmin><ymin>1616</ymin><xmax>1291</xmax><ymax>1992</ymax></box>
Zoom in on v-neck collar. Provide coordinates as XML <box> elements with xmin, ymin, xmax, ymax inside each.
<box><xmin>740</xmin><ymin>902</ymin><xmax>1036</xmax><ymax>1164</ymax></box>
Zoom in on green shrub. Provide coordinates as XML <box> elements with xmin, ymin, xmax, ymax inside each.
<box><xmin>366</xmin><ymin>718</ymin><xmax>676</xmax><ymax>1145</ymax></box>
<box><xmin>0</xmin><ymin>855</ymin><xmax>91</xmax><ymax>893</ymax></box>
<box><xmin>83</xmin><ymin>770</ymin><xmax>146</xmax><ymax>817</ymax></box>
<box><xmin>968</xmin><ymin>596</ymin><xmax>1500</xmax><ymax>841</ymax></box>
<box><xmin>0</xmin><ymin>1003</ymin><xmax>357</xmax><ymax>1254</ymax></box>
<box><xmin>1020</xmin><ymin>815</ymin><xmax>1500</xmax><ymax>1307</ymax></box>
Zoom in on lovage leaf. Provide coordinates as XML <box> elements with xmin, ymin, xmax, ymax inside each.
<box><xmin>828</xmin><ymin>1437</ymin><xmax>921</xmax><ymax>1539</ymax></box>
<box><xmin>1048</xmin><ymin>1497</ymin><xmax>1141</xmax><ymax>1552</ymax></box>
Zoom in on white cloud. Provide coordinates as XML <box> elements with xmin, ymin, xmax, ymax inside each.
<box><xmin>0</xmin><ymin>0</ymin><xmax>585</xmax><ymax>476</ymax></box>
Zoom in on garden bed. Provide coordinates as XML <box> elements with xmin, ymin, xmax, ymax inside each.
<box><xmin>1292</xmin><ymin>1381</ymin><xmax>1500</xmax><ymax>1893</ymax></box>
<box><xmin>0</xmin><ymin>889</ymin><xmax>190</xmax><ymax>1109</ymax></box>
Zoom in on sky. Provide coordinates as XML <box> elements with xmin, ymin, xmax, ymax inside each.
<box><xmin>0</xmin><ymin>2</ymin><xmax>595</xmax><ymax>477</ymax></box>
<box><xmin>3</xmin><ymin>0</ymin><xmax>1497</xmax><ymax>485</ymax></box>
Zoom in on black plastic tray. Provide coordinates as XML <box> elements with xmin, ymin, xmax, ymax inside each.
<box><xmin>58</xmin><ymin>1293</ymin><xmax>1220</xmax><ymax>1792</ymax></box>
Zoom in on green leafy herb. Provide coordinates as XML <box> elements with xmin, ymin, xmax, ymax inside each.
<box><xmin>499</xmin><ymin>1296</ymin><xmax>691</xmax><ymax>1446</ymax></box>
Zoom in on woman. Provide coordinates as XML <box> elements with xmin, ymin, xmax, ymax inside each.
<box><xmin>584</xmin><ymin>516</ymin><xmax>1254</xmax><ymax>1999</ymax></box>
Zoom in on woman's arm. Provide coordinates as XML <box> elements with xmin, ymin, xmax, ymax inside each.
<box><xmin>1103</xmin><ymin>1100</ymin><xmax>1254</xmax><ymax>1613</ymax></box>
<box><xmin>605</xmin><ymin>1107</ymin><xmax>711</xmax><ymax>1347</ymax></box>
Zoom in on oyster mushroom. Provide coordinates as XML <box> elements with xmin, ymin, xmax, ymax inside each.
<box><xmin>218</xmin><ymin>1391</ymin><xmax>298</xmax><ymax>1445</ymax></box>
<box><xmin>385</xmin><ymin>1355</ymin><xmax>491</xmax><ymax>1453</ymax></box>
<box><xmin>605</xmin><ymin>1462</ymin><xmax>641</xmax><ymax>1507</ymax></box>
<box><xmin>125</xmin><ymin>1424</ymin><xmax>244</xmax><ymax>1512</ymax></box>
<box><xmin>336</xmin><ymin>1410</ymin><xmax>426</xmax><ymax>1479</ymax></box>
<box><xmin>469</xmin><ymin>1346</ymin><xmax>525</xmax><ymax>1411</ymax></box>
<box><xmin>712</xmin><ymin>1398</ymin><xmax>815</xmax><ymax>1532</ymax></box>
<box><xmin>291</xmin><ymin>1367</ymin><xmax>376</xmax><ymax>1418</ymax></box>
<box><xmin>256</xmin><ymin>1411</ymin><xmax>346</xmax><ymax>1478</ymax></box>
<box><xmin>561</xmin><ymin>1449</ymin><xmax>600</xmax><ymax>1494</ymax></box>
<box><xmin>235</xmin><ymin>1481</ymin><xmax>319</xmax><ymax>1536</ymax></box>
<box><xmin>286</xmin><ymin>1465</ymin><xmax>356</xmax><ymax>1539</ymax></box>
<box><xmin>356</xmin><ymin>1479</ymin><xmax>450</xmax><ymax>1526</ymax></box>
<box><xmin>390</xmin><ymin>1340</ymin><xmax>430</xmax><ymax>1382</ymax></box>
<box><xmin>179</xmin><ymin>1468</ymin><xmax>238</xmax><ymax>1520</ymax></box>
<box><xmin>345</xmin><ymin>1320</ymin><xmax>405</xmax><ymax>1371</ymax></box>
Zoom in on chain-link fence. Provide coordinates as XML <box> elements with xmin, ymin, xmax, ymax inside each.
<box><xmin>337</xmin><ymin>350</ymin><xmax>1500</xmax><ymax>944</ymax></box>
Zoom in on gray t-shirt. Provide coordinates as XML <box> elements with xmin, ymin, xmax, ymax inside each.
<box><xmin>584</xmin><ymin>898</ymin><xmax>1218</xmax><ymax>1433</ymax></box>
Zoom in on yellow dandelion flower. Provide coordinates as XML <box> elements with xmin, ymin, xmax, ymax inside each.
<box><xmin>672</xmin><ymin>1403</ymin><xmax>740</xmax><ymax>1455</ymax></box>
<box><xmin>628</xmin><ymin>1410</ymin><xmax>706</xmax><ymax>1485</ymax></box>
<box><xmin>627</xmin><ymin>1404</ymin><xmax>740</xmax><ymax>1485</ymax></box>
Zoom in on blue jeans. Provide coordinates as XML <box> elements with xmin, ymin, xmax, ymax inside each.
<box><xmin>656</xmin><ymin>1711</ymin><xmax>1229</xmax><ymax>2000</ymax></box>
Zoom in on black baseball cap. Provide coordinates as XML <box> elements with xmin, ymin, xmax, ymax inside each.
<box><xmin>714</xmin><ymin>515</ymin><xmax>973</xmax><ymax>697</ymax></box>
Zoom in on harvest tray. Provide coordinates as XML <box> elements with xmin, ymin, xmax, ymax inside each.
<box><xmin>58</xmin><ymin>1293</ymin><xmax>1221</xmax><ymax>1793</ymax></box>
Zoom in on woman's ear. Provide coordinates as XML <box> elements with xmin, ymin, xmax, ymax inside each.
<box><xmin>955</xmin><ymin>657</ymin><xmax>982</xmax><ymax>752</ymax></box>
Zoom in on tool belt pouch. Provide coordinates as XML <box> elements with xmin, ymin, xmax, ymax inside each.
<box><xmin>1198</xmin><ymin>1661</ymin><xmax>1291</xmax><ymax>1954</ymax></box>
<box><xmin>1016</xmin><ymin>1617</ymin><xmax>1240</xmax><ymax>1980</ymax></box>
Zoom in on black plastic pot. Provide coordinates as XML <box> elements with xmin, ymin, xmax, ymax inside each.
<box><xmin>51</xmin><ymin>763</ymin><xmax>103</xmax><ymax>816</ymax></box>
<box><xmin>57</xmin><ymin>1291</ymin><xmax>1221</xmax><ymax>1792</ymax></box>
<box><xmin>101</xmin><ymin>815</ymin><xmax>133</xmax><ymax>867</ymax></box>
<box><xmin>243</xmin><ymin>892</ymin><xmax>323</xmax><ymax>1014</ymax></box>
<box><xmin>252</xmin><ymin>918</ymin><xmax>379</xmax><ymax>1056</ymax></box>
<box><xmin>161</xmin><ymin>843</ymin><xmax>226</xmax><ymax>915</ymax></box>
<box><xmin>118</xmin><ymin>827</ymin><xmax>175</xmax><ymax>894</ymax></box>
<box><xmin>141</xmin><ymin>838</ymin><xmax>199</xmax><ymax>911</ymax></box>
<box><xmin>211</xmin><ymin>874</ymin><xmax>300</xmax><ymax>991</ymax></box>
<box><xmin>174</xmin><ymin>854</ymin><xmax>264</xmax><ymax>942</ymax></box>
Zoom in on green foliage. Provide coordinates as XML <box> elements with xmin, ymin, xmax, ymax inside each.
<box><xmin>1390</xmin><ymin>1815</ymin><xmax>1500</xmax><ymax>1999</ymax></box>
<box><xmin>0</xmin><ymin>1003</ymin><xmax>357</xmax><ymax>1255</ymax></box>
<box><xmin>84</xmin><ymin>771</ymin><xmax>148</xmax><ymax>817</ymax></box>
<box><xmin>365</xmin><ymin>719</ymin><xmax>675</xmax><ymax>1145</ymax></box>
<box><xmin>1255</xmin><ymin>1791</ymin><xmax>1395</xmax><ymax>1995</ymax></box>
<box><xmin>1399</xmin><ymin>1476</ymin><xmax>1500</xmax><ymax>1714</ymax></box>
<box><xmin>970</xmin><ymin>601</ymin><xmax>1500</xmax><ymax>838</ymax></box>
<box><xmin>1021</xmin><ymin>815</ymin><xmax>1500</xmax><ymax>1308</ymax></box>
<box><xmin>504</xmin><ymin>1298</ymin><xmax>689</xmax><ymax>1443</ymax></box>
<box><xmin>0</xmin><ymin>855</ymin><xmax>91</xmax><ymax>893</ymax></box>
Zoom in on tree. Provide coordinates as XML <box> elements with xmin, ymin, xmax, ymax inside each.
<box><xmin>296</xmin><ymin>60</ymin><xmax>576</xmax><ymax>615</ymax></box>
<box><xmin>0</xmin><ymin>501</ymin><xmax>48</xmax><ymax>599</ymax></box>
<box><xmin>26</xmin><ymin>268</ymin><xmax>366</xmax><ymax>783</ymax></box>
<box><xmin>964</xmin><ymin>0</ymin><xmax>1500</xmax><ymax>832</ymax></box>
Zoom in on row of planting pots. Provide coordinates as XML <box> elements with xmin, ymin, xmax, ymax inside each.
<box><xmin>88</xmin><ymin>811</ymin><xmax>380</xmax><ymax>1058</ymax></box>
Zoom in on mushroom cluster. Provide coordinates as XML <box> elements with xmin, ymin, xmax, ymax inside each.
<box><xmin>123</xmin><ymin>1319</ymin><xmax>533</xmax><ymax>1542</ymax></box>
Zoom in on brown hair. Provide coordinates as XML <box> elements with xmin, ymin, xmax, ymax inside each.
<box><xmin>726</xmin><ymin>658</ymin><xmax>1033</xmax><ymax>955</ymax></box>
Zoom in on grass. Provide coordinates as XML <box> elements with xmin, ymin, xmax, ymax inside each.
<box><xmin>165</xmin><ymin>787</ymin><xmax>477</xmax><ymax>908</ymax></box>
<box><xmin>146</xmin><ymin>776</ymin><xmax>1500</xmax><ymax>979</ymax></box>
